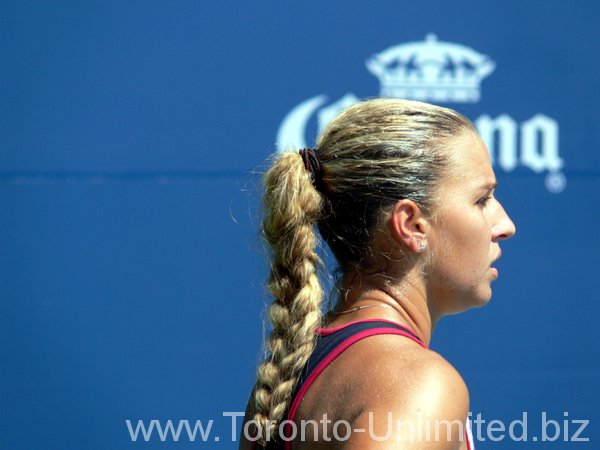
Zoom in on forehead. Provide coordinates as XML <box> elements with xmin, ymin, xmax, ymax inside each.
<box><xmin>444</xmin><ymin>131</ymin><xmax>495</xmax><ymax>188</ymax></box>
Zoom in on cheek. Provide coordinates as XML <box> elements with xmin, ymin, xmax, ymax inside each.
<box><xmin>434</xmin><ymin>215</ymin><xmax>490</xmax><ymax>275</ymax></box>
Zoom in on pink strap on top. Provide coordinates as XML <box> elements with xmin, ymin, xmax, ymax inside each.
<box><xmin>250</xmin><ymin>319</ymin><xmax>473</xmax><ymax>449</ymax></box>
<box><xmin>283</xmin><ymin>320</ymin><xmax>425</xmax><ymax>450</ymax></box>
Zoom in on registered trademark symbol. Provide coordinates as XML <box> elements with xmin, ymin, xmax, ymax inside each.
<box><xmin>545</xmin><ymin>171</ymin><xmax>566</xmax><ymax>193</ymax></box>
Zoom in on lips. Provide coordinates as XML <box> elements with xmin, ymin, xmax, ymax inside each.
<box><xmin>491</xmin><ymin>248</ymin><xmax>502</xmax><ymax>264</ymax></box>
<box><xmin>490</xmin><ymin>249</ymin><xmax>502</xmax><ymax>278</ymax></box>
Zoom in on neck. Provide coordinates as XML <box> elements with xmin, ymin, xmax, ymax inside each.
<box><xmin>331</xmin><ymin>270</ymin><xmax>436</xmax><ymax>346</ymax></box>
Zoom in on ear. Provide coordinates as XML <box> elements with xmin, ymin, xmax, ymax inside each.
<box><xmin>389</xmin><ymin>199</ymin><xmax>429</xmax><ymax>253</ymax></box>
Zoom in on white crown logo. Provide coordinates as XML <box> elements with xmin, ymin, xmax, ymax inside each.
<box><xmin>366</xmin><ymin>34</ymin><xmax>495</xmax><ymax>103</ymax></box>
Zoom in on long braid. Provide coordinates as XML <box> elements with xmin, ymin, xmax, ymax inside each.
<box><xmin>252</xmin><ymin>151</ymin><xmax>324</xmax><ymax>443</ymax></box>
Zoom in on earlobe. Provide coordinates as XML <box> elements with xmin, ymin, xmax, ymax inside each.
<box><xmin>389</xmin><ymin>199</ymin><xmax>428</xmax><ymax>253</ymax></box>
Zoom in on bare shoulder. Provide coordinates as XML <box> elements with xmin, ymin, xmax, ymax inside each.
<box><xmin>358</xmin><ymin>334</ymin><xmax>469</xmax><ymax>409</ymax></box>
<box><xmin>341</xmin><ymin>334</ymin><xmax>470</xmax><ymax>449</ymax></box>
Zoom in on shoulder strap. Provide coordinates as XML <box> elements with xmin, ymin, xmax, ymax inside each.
<box><xmin>271</xmin><ymin>320</ymin><xmax>425</xmax><ymax>449</ymax></box>
<box><xmin>253</xmin><ymin>320</ymin><xmax>424</xmax><ymax>450</ymax></box>
<box><xmin>298</xmin><ymin>319</ymin><xmax>422</xmax><ymax>393</ymax></box>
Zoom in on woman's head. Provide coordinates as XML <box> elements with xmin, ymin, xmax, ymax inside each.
<box><xmin>314</xmin><ymin>98</ymin><xmax>515</xmax><ymax>309</ymax></box>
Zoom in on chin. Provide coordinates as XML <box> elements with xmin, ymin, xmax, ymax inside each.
<box><xmin>457</xmin><ymin>290</ymin><xmax>493</xmax><ymax>313</ymax></box>
<box><xmin>433</xmin><ymin>284</ymin><xmax>493</xmax><ymax>316</ymax></box>
<box><xmin>472</xmin><ymin>290</ymin><xmax>493</xmax><ymax>308</ymax></box>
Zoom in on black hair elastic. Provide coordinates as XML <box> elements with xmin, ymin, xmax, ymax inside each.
<box><xmin>299</xmin><ymin>148</ymin><xmax>322</xmax><ymax>186</ymax></box>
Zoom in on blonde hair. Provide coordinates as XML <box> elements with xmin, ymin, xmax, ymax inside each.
<box><xmin>251</xmin><ymin>98</ymin><xmax>474</xmax><ymax>443</ymax></box>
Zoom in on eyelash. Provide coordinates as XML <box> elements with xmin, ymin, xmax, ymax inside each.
<box><xmin>477</xmin><ymin>195</ymin><xmax>493</xmax><ymax>206</ymax></box>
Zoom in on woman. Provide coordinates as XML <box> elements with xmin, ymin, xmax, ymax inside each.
<box><xmin>240</xmin><ymin>99</ymin><xmax>516</xmax><ymax>449</ymax></box>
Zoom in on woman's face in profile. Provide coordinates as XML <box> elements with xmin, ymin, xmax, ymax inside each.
<box><xmin>427</xmin><ymin>131</ymin><xmax>516</xmax><ymax>313</ymax></box>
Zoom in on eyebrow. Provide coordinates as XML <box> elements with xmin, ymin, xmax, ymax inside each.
<box><xmin>479</xmin><ymin>181</ymin><xmax>498</xmax><ymax>192</ymax></box>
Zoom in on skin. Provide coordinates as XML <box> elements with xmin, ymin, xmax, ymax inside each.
<box><xmin>240</xmin><ymin>130</ymin><xmax>516</xmax><ymax>449</ymax></box>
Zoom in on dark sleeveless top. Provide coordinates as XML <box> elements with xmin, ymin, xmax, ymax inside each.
<box><xmin>252</xmin><ymin>318</ymin><xmax>473</xmax><ymax>449</ymax></box>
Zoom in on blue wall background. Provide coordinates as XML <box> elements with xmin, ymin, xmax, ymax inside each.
<box><xmin>1</xmin><ymin>1</ymin><xmax>599</xmax><ymax>448</ymax></box>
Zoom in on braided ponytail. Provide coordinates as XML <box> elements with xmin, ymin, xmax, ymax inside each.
<box><xmin>252</xmin><ymin>151</ymin><xmax>324</xmax><ymax>443</ymax></box>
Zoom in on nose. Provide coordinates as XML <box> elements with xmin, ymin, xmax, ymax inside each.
<box><xmin>492</xmin><ymin>203</ymin><xmax>516</xmax><ymax>241</ymax></box>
